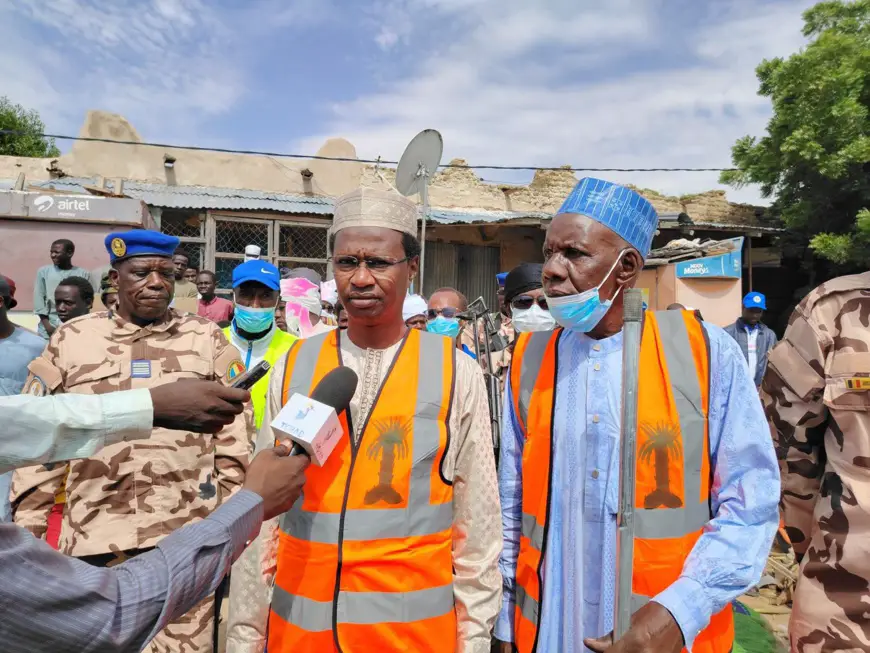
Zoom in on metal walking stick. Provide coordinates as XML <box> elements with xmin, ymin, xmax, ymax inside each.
<box><xmin>614</xmin><ymin>288</ymin><xmax>645</xmax><ymax>639</ymax></box>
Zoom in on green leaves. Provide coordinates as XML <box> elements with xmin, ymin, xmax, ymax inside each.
<box><xmin>721</xmin><ymin>0</ymin><xmax>870</xmax><ymax>266</ymax></box>
<box><xmin>0</xmin><ymin>97</ymin><xmax>61</xmax><ymax>158</ymax></box>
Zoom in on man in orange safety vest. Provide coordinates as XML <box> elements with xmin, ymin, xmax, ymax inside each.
<box><xmin>495</xmin><ymin>178</ymin><xmax>780</xmax><ymax>653</ymax></box>
<box><xmin>226</xmin><ymin>187</ymin><xmax>503</xmax><ymax>653</ymax></box>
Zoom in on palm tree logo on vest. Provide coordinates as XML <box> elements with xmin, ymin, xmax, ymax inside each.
<box><xmin>364</xmin><ymin>417</ymin><xmax>411</xmax><ymax>505</ymax></box>
<box><xmin>638</xmin><ymin>421</ymin><xmax>683</xmax><ymax>509</ymax></box>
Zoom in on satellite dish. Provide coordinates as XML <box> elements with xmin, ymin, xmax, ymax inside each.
<box><xmin>395</xmin><ymin>129</ymin><xmax>443</xmax><ymax>197</ymax></box>
<box><xmin>395</xmin><ymin>129</ymin><xmax>443</xmax><ymax>294</ymax></box>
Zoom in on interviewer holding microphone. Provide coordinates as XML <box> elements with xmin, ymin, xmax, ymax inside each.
<box><xmin>0</xmin><ymin>379</ymin><xmax>309</xmax><ymax>653</ymax></box>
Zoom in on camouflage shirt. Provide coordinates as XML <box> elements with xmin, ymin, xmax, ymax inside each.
<box><xmin>11</xmin><ymin>309</ymin><xmax>253</xmax><ymax>557</ymax></box>
<box><xmin>761</xmin><ymin>272</ymin><xmax>870</xmax><ymax>652</ymax></box>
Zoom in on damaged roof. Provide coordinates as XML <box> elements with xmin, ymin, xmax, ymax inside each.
<box><xmin>3</xmin><ymin>177</ymin><xmax>784</xmax><ymax>232</ymax></box>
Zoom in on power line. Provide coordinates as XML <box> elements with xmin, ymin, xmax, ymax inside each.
<box><xmin>0</xmin><ymin>129</ymin><xmax>738</xmax><ymax>173</ymax></box>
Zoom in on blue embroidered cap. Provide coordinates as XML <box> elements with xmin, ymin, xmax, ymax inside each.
<box><xmin>105</xmin><ymin>230</ymin><xmax>180</xmax><ymax>263</ymax></box>
<box><xmin>232</xmin><ymin>260</ymin><xmax>280</xmax><ymax>290</ymax></box>
<box><xmin>557</xmin><ymin>177</ymin><xmax>658</xmax><ymax>258</ymax></box>
<box><xmin>496</xmin><ymin>272</ymin><xmax>508</xmax><ymax>287</ymax></box>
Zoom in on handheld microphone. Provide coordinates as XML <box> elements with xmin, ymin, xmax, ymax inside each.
<box><xmin>271</xmin><ymin>366</ymin><xmax>358</xmax><ymax>465</ymax></box>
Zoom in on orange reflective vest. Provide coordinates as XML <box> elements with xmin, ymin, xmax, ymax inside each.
<box><xmin>269</xmin><ymin>328</ymin><xmax>458</xmax><ymax>653</ymax></box>
<box><xmin>509</xmin><ymin>311</ymin><xmax>734</xmax><ymax>653</ymax></box>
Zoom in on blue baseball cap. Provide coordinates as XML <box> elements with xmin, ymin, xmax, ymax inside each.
<box><xmin>558</xmin><ymin>177</ymin><xmax>658</xmax><ymax>258</ymax></box>
<box><xmin>743</xmin><ymin>292</ymin><xmax>766</xmax><ymax>310</ymax></box>
<box><xmin>232</xmin><ymin>260</ymin><xmax>280</xmax><ymax>290</ymax></box>
<box><xmin>496</xmin><ymin>272</ymin><xmax>508</xmax><ymax>287</ymax></box>
<box><xmin>105</xmin><ymin>229</ymin><xmax>180</xmax><ymax>263</ymax></box>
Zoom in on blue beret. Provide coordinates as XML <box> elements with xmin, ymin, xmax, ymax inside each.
<box><xmin>558</xmin><ymin>177</ymin><xmax>658</xmax><ymax>258</ymax></box>
<box><xmin>105</xmin><ymin>230</ymin><xmax>180</xmax><ymax>263</ymax></box>
<box><xmin>232</xmin><ymin>260</ymin><xmax>280</xmax><ymax>290</ymax></box>
<box><xmin>496</xmin><ymin>272</ymin><xmax>508</xmax><ymax>286</ymax></box>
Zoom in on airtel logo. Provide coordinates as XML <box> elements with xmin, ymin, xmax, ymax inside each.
<box><xmin>34</xmin><ymin>195</ymin><xmax>55</xmax><ymax>212</ymax></box>
<box><xmin>33</xmin><ymin>195</ymin><xmax>91</xmax><ymax>214</ymax></box>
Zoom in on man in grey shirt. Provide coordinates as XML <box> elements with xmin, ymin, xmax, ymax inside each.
<box><xmin>0</xmin><ymin>274</ymin><xmax>46</xmax><ymax>521</ymax></box>
<box><xmin>0</xmin><ymin>379</ymin><xmax>309</xmax><ymax>653</ymax></box>
<box><xmin>33</xmin><ymin>238</ymin><xmax>92</xmax><ymax>338</ymax></box>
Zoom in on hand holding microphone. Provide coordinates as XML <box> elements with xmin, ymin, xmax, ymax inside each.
<box><xmin>243</xmin><ymin>445</ymin><xmax>311</xmax><ymax>520</ymax></box>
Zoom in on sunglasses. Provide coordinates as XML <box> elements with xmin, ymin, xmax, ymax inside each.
<box><xmin>427</xmin><ymin>307</ymin><xmax>461</xmax><ymax>320</ymax></box>
<box><xmin>329</xmin><ymin>255</ymin><xmax>408</xmax><ymax>273</ymax></box>
<box><xmin>511</xmin><ymin>295</ymin><xmax>548</xmax><ymax>311</ymax></box>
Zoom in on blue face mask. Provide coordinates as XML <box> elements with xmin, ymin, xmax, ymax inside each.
<box><xmin>234</xmin><ymin>304</ymin><xmax>276</xmax><ymax>334</ymax></box>
<box><xmin>546</xmin><ymin>251</ymin><xmax>625</xmax><ymax>333</ymax></box>
<box><xmin>427</xmin><ymin>315</ymin><xmax>462</xmax><ymax>338</ymax></box>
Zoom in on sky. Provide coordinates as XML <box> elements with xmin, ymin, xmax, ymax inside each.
<box><xmin>0</xmin><ymin>0</ymin><xmax>817</xmax><ymax>205</ymax></box>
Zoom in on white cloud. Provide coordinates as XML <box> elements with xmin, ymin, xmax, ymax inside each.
<box><xmin>298</xmin><ymin>0</ymin><xmax>816</xmax><ymax>206</ymax></box>
<box><xmin>0</xmin><ymin>0</ymin><xmax>242</xmax><ymax>142</ymax></box>
<box><xmin>0</xmin><ymin>0</ymin><xmax>333</xmax><ymax>145</ymax></box>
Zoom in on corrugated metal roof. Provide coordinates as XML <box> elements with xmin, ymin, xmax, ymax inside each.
<box><xmin>1</xmin><ymin>177</ymin><xmax>783</xmax><ymax>232</ymax></box>
<box><xmin>428</xmin><ymin>208</ymin><xmax>552</xmax><ymax>225</ymax></box>
<box><xmin>16</xmin><ymin>178</ymin><xmax>549</xmax><ymax>225</ymax></box>
<box><xmin>28</xmin><ymin>178</ymin><xmax>335</xmax><ymax>215</ymax></box>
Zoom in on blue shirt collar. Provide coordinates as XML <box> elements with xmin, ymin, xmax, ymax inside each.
<box><xmin>561</xmin><ymin>327</ymin><xmax>624</xmax><ymax>354</ymax></box>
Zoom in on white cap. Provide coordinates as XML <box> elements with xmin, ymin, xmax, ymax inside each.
<box><xmin>244</xmin><ymin>245</ymin><xmax>261</xmax><ymax>261</ymax></box>
<box><xmin>402</xmin><ymin>294</ymin><xmax>428</xmax><ymax>321</ymax></box>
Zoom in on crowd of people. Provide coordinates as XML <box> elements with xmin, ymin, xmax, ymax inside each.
<box><xmin>0</xmin><ymin>177</ymin><xmax>866</xmax><ymax>653</ymax></box>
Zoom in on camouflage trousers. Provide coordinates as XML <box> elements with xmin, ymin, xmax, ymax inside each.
<box><xmin>142</xmin><ymin>594</ymin><xmax>216</xmax><ymax>653</ymax></box>
<box><xmin>79</xmin><ymin>548</ymin><xmax>217</xmax><ymax>653</ymax></box>
<box><xmin>790</xmin><ymin>578</ymin><xmax>870</xmax><ymax>653</ymax></box>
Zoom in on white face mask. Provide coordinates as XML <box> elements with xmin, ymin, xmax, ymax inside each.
<box><xmin>511</xmin><ymin>303</ymin><xmax>557</xmax><ymax>333</ymax></box>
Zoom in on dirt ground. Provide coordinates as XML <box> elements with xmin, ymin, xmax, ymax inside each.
<box><xmin>740</xmin><ymin>593</ymin><xmax>791</xmax><ymax>652</ymax></box>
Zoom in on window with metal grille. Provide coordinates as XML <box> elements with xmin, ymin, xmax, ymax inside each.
<box><xmin>212</xmin><ymin>217</ymin><xmax>271</xmax><ymax>293</ymax></box>
<box><xmin>160</xmin><ymin>210</ymin><xmax>204</xmax><ymax>238</ymax></box>
<box><xmin>215</xmin><ymin>220</ymin><xmax>270</xmax><ymax>254</ymax></box>
<box><xmin>159</xmin><ymin>209</ymin><xmax>205</xmax><ymax>270</ymax></box>
<box><xmin>275</xmin><ymin>222</ymin><xmax>330</xmax><ymax>282</ymax></box>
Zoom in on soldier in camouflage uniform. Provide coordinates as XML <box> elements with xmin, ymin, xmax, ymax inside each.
<box><xmin>762</xmin><ymin>272</ymin><xmax>870</xmax><ymax>653</ymax></box>
<box><xmin>11</xmin><ymin>230</ymin><xmax>253</xmax><ymax>653</ymax></box>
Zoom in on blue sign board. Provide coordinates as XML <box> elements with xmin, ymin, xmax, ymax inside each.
<box><xmin>675</xmin><ymin>237</ymin><xmax>743</xmax><ymax>279</ymax></box>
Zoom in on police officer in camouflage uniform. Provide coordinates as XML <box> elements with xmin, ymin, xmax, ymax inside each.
<box><xmin>762</xmin><ymin>272</ymin><xmax>870</xmax><ymax>653</ymax></box>
<box><xmin>11</xmin><ymin>230</ymin><xmax>253</xmax><ymax>653</ymax></box>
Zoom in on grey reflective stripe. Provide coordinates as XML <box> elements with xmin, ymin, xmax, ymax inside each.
<box><xmin>272</xmin><ymin>584</ymin><xmax>454</xmax><ymax>630</ymax></box>
<box><xmin>634</xmin><ymin>499</ymin><xmax>711</xmax><ymax>539</ymax></box>
<box><xmin>634</xmin><ymin>311</ymin><xmax>712</xmax><ymax>540</ymax></box>
<box><xmin>631</xmin><ymin>593</ymin><xmax>649</xmax><ymax>613</ymax></box>
<box><xmin>272</xmin><ymin>585</ymin><xmax>333</xmax><ymax>632</ymax></box>
<box><xmin>521</xmin><ymin>512</ymin><xmax>545</xmax><ymax>551</ymax></box>
<box><xmin>515</xmin><ymin>584</ymin><xmax>539</xmax><ymax>625</ymax></box>
<box><xmin>285</xmin><ymin>333</ymin><xmax>329</xmax><ymax>398</ymax></box>
<box><xmin>407</xmin><ymin>330</ymin><xmax>448</xmax><ymax>513</ymax></box>
<box><xmin>280</xmin><ymin>501</ymin><xmax>452</xmax><ymax>543</ymax></box>
<box><xmin>281</xmin><ymin>331</ymin><xmax>454</xmax><ymax>542</ymax></box>
<box><xmin>517</xmin><ymin>331</ymin><xmax>551</xmax><ymax>432</ymax></box>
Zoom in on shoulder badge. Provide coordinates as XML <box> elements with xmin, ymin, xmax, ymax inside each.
<box><xmin>845</xmin><ymin>377</ymin><xmax>870</xmax><ymax>391</ymax></box>
<box><xmin>110</xmin><ymin>237</ymin><xmax>126</xmax><ymax>258</ymax></box>
<box><xmin>25</xmin><ymin>376</ymin><xmax>47</xmax><ymax>397</ymax></box>
<box><xmin>227</xmin><ymin>359</ymin><xmax>246</xmax><ymax>380</ymax></box>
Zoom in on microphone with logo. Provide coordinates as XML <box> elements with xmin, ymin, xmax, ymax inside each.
<box><xmin>270</xmin><ymin>366</ymin><xmax>358</xmax><ymax>465</ymax></box>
